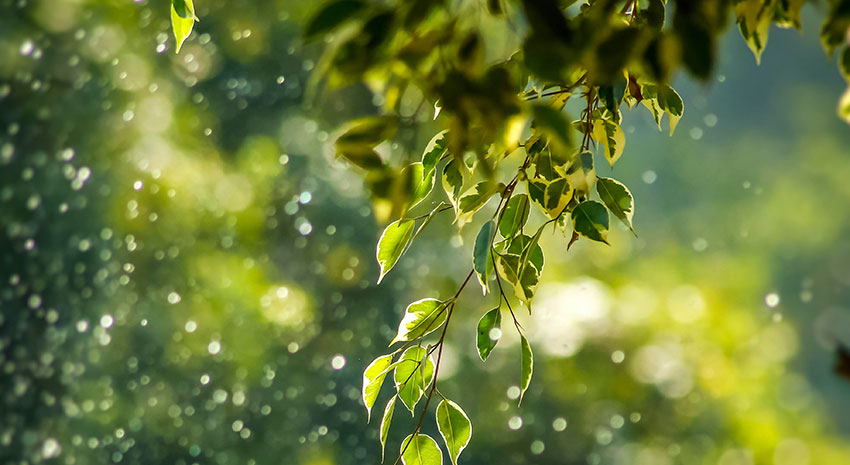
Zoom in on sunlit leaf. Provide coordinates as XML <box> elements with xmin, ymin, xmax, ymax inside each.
<box><xmin>473</xmin><ymin>220</ymin><xmax>496</xmax><ymax>293</ymax></box>
<box><xmin>394</xmin><ymin>347</ymin><xmax>434</xmax><ymax>413</ymax></box>
<box><xmin>591</xmin><ymin>119</ymin><xmax>625</xmax><ymax>168</ymax></box>
<box><xmin>376</xmin><ymin>219</ymin><xmax>415</xmax><ymax>284</ymax></box>
<box><xmin>596</xmin><ymin>177</ymin><xmax>636</xmax><ymax>234</ymax></box>
<box><xmin>362</xmin><ymin>354</ymin><xmax>394</xmax><ymax>422</ymax></box>
<box><xmin>380</xmin><ymin>396</ymin><xmax>396</xmax><ymax>462</ymax></box>
<box><xmin>572</xmin><ymin>200</ymin><xmax>609</xmax><ymax>244</ymax></box>
<box><xmin>495</xmin><ymin>253</ymin><xmax>539</xmax><ymax>305</ymax></box>
<box><xmin>170</xmin><ymin>0</ymin><xmax>197</xmax><ymax>54</ymax></box>
<box><xmin>390</xmin><ymin>298</ymin><xmax>449</xmax><ymax>345</ymax></box>
<box><xmin>442</xmin><ymin>159</ymin><xmax>465</xmax><ymax>211</ymax></box>
<box><xmin>457</xmin><ymin>182</ymin><xmax>499</xmax><ymax>220</ymax></box>
<box><xmin>476</xmin><ymin>308</ymin><xmax>501</xmax><ymax>362</ymax></box>
<box><xmin>422</xmin><ymin>131</ymin><xmax>448</xmax><ymax>179</ymax></box>
<box><xmin>435</xmin><ymin>400</ymin><xmax>472</xmax><ymax>465</ymax></box>
<box><xmin>519</xmin><ymin>334</ymin><xmax>533</xmax><ymax>405</ymax></box>
<box><xmin>839</xmin><ymin>86</ymin><xmax>850</xmax><ymax>124</ymax></box>
<box><xmin>400</xmin><ymin>433</ymin><xmax>443</xmax><ymax>465</ymax></box>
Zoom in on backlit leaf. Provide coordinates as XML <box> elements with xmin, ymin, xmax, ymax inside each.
<box><xmin>170</xmin><ymin>0</ymin><xmax>197</xmax><ymax>54</ymax></box>
<box><xmin>362</xmin><ymin>354</ymin><xmax>394</xmax><ymax>422</ymax></box>
<box><xmin>394</xmin><ymin>347</ymin><xmax>434</xmax><ymax>413</ymax></box>
<box><xmin>390</xmin><ymin>298</ymin><xmax>449</xmax><ymax>345</ymax></box>
<box><xmin>380</xmin><ymin>396</ymin><xmax>396</xmax><ymax>462</ymax></box>
<box><xmin>376</xmin><ymin>219</ymin><xmax>415</xmax><ymax>284</ymax></box>
<box><xmin>476</xmin><ymin>308</ymin><xmax>501</xmax><ymax>362</ymax></box>
<box><xmin>435</xmin><ymin>400</ymin><xmax>472</xmax><ymax>465</ymax></box>
<box><xmin>519</xmin><ymin>334</ymin><xmax>533</xmax><ymax>405</ymax></box>
<box><xmin>400</xmin><ymin>434</ymin><xmax>443</xmax><ymax>465</ymax></box>
<box><xmin>591</xmin><ymin>118</ymin><xmax>625</xmax><ymax>168</ymax></box>
<box><xmin>473</xmin><ymin>220</ymin><xmax>496</xmax><ymax>293</ymax></box>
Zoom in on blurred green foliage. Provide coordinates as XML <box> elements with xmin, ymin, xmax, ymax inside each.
<box><xmin>1</xmin><ymin>1</ymin><xmax>850</xmax><ymax>465</ymax></box>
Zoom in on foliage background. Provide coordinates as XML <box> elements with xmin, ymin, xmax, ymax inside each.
<box><xmin>2</xmin><ymin>0</ymin><xmax>850</xmax><ymax>464</ymax></box>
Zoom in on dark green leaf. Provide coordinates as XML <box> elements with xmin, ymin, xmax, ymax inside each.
<box><xmin>596</xmin><ymin>177</ymin><xmax>636</xmax><ymax>234</ymax></box>
<box><xmin>473</xmin><ymin>220</ymin><xmax>496</xmax><ymax>293</ymax></box>
<box><xmin>476</xmin><ymin>308</ymin><xmax>501</xmax><ymax>362</ymax></box>
<box><xmin>531</xmin><ymin>104</ymin><xmax>572</xmax><ymax>150</ymax></box>
<box><xmin>572</xmin><ymin>200</ymin><xmax>609</xmax><ymax>244</ymax></box>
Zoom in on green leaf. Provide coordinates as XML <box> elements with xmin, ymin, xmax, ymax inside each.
<box><xmin>380</xmin><ymin>396</ymin><xmax>396</xmax><ymax>462</ymax></box>
<box><xmin>473</xmin><ymin>220</ymin><xmax>496</xmax><ymax>293</ymax></box>
<box><xmin>821</xmin><ymin>1</ymin><xmax>850</xmax><ymax>55</ymax></box>
<box><xmin>435</xmin><ymin>400</ymin><xmax>472</xmax><ymax>465</ymax></box>
<box><xmin>495</xmin><ymin>253</ymin><xmax>539</xmax><ymax>305</ymax></box>
<box><xmin>390</xmin><ymin>298</ymin><xmax>449</xmax><ymax>345</ymax></box>
<box><xmin>400</xmin><ymin>434</ymin><xmax>443</xmax><ymax>465</ymax></box>
<box><xmin>519</xmin><ymin>334</ymin><xmax>533</xmax><ymax>405</ymax></box>
<box><xmin>516</xmin><ymin>224</ymin><xmax>546</xmax><ymax>285</ymax></box>
<box><xmin>656</xmin><ymin>84</ymin><xmax>684</xmax><ymax>136</ymax></box>
<box><xmin>506</xmin><ymin>235</ymin><xmax>544</xmax><ymax>273</ymax></box>
<box><xmin>572</xmin><ymin>200</ymin><xmax>609</xmax><ymax>244</ymax></box>
<box><xmin>841</xmin><ymin>47</ymin><xmax>850</xmax><ymax>82</ymax></box>
<box><xmin>422</xmin><ymin>131</ymin><xmax>448</xmax><ymax>179</ymax></box>
<box><xmin>394</xmin><ymin>347</ymin><xmax>434</xmax><ymax>413</ymax></box>
<box><xmin>170</xmin><ymin>0</ymin><xmax>197</xmax><ymax>54</ymax></box>
<box><xmin>337</xmin><ymin>146</ymin><xmax>385</xmax><ymax>170</ymax></box>
<box><xmin>362</xmin><ymin>354</ymin><xmax>394</xmax><ymax>422</ymax></box>
<box><xmin>542</xmin><ymin>177</ymin><xmax>573</xmax><ymax>218</ymax></box>
<box><xmin>376</xmin><ymin>219</ymin><xmax>415</xmax><ymax>284</ymax></box>
<box><xmin>476</xmin><ymin>308</ymin><xmax>501</xmax><ymax>362</ymax></box>
<box><xmin>405</xmin><ymin>162</ymin><xmax>435</xmax><ymax>209</ymax></box>
<box><xmin>596</xmin><ymin>177</ymin><xmax>636</xmax><ymax>234</ymax></box>
<box><xmin>457</xmin><ymin>182</ymin><xmax>498</xmax><ymax>220</ymax></box>
<box><xmin>304</xmin><ymin>0</ymin><xmax>368</xmax><ymax>39</ymax></box>
<box><xmin>735</xmin><ymin>0</ymin><xmax>773</xmax><ymax>64</ymax></box>
<box><xmin>499</xmin><ymin>194</ymin><xmax>530</xmax><ymax>239</ymax></box>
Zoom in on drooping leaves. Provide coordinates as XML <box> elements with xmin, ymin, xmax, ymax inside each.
<box><xmin>641</xmin><ymin>83</ymin><xmax>684</xmax><ymax>136</ymax></box>
<box><xmin>390</xmin><ymin>298</ymin><xmax>449</xmax><ymax>344</ymax></box>
<box><xmin>596</xmin><ymin>177</ymin><xmax>636</xmax><ymax>234</ymax></box>
<box><xmin>376</xmin><ymin>219</ymin><xmax>415</xmax><ymax>284</ymax></box>
<box><xmin>519</xmin><ymin>334</ymin><xmax>533</xmax><ymax>405</ymax></box>
<box><xmin>572</xmin><ymin>200</ymin><xmax>609</xmax><ymax>244</ymax></box>
<box><xmin>394</xmin><ymin>347</ymin><xmax>434</xmax><ymax>413</ymax></box>
<box><xmin>435</xmin><ymin>400</ymin><xmax>472</xmax><ymax>465</ymax></box>
<box><xmin>400</xmin><ymin>434</ymin><xmax>443</xmax><ymax>465</ymax></box>
<box><xmin>170</xmin><ymin>0</ymin><xmax>197</xmax><ymax>54</ymax></box>
<box><xmin>476</xmin><ymin>308</ymin><xmax>501</xmax><ymax>361</ymax></box>
<box><xmin>473</xmin><ymin>220</ymin><xmax>496</xmax><ymax>293</ymax></box>
<box><xmin>362</xmin><ymin>354</ymin><xmax>394</xmax><ymax>421</ymax></box>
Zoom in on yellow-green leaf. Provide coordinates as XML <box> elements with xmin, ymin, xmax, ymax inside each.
<box><xmin>170</xmin><ymin>0</ymin><xmax>197</xmax><ymax>54</ymax></box>
<box><xmin>596</xmin><ymin>177</ymin><xmax>636</xmax><ymax>235</ymax></box>
<box><xmin>435</xmin><ymin>400</ymin><xmax>472</xmax><ymax>465</ymax></box>
<box><xmin>376</xmin><ymin>219</ymin><xmax>415</xmax><ymax>284</ymax></box>
<box><xmin>519</xmin><ymin>334</ymin><xmax>533</xmax><ymax>405</ymax></box>
<box><xmin>380</xmin><ymin>396</ymin><xmax>396</xmax><ymax>462</ymax></box>
<box><xmin>390</xmin><ymin>298</ymin><xmax>448</xmax><ymax>345</ymax></box>
<box><xmin>362</xmin><ymin>354</ymin><xmax>394</xmax><ymax>422</ymax></box>
<box><xmin>400</xmin><ymin>433</ymin><xmax>443</xmax><ymax>465</ymax></box>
